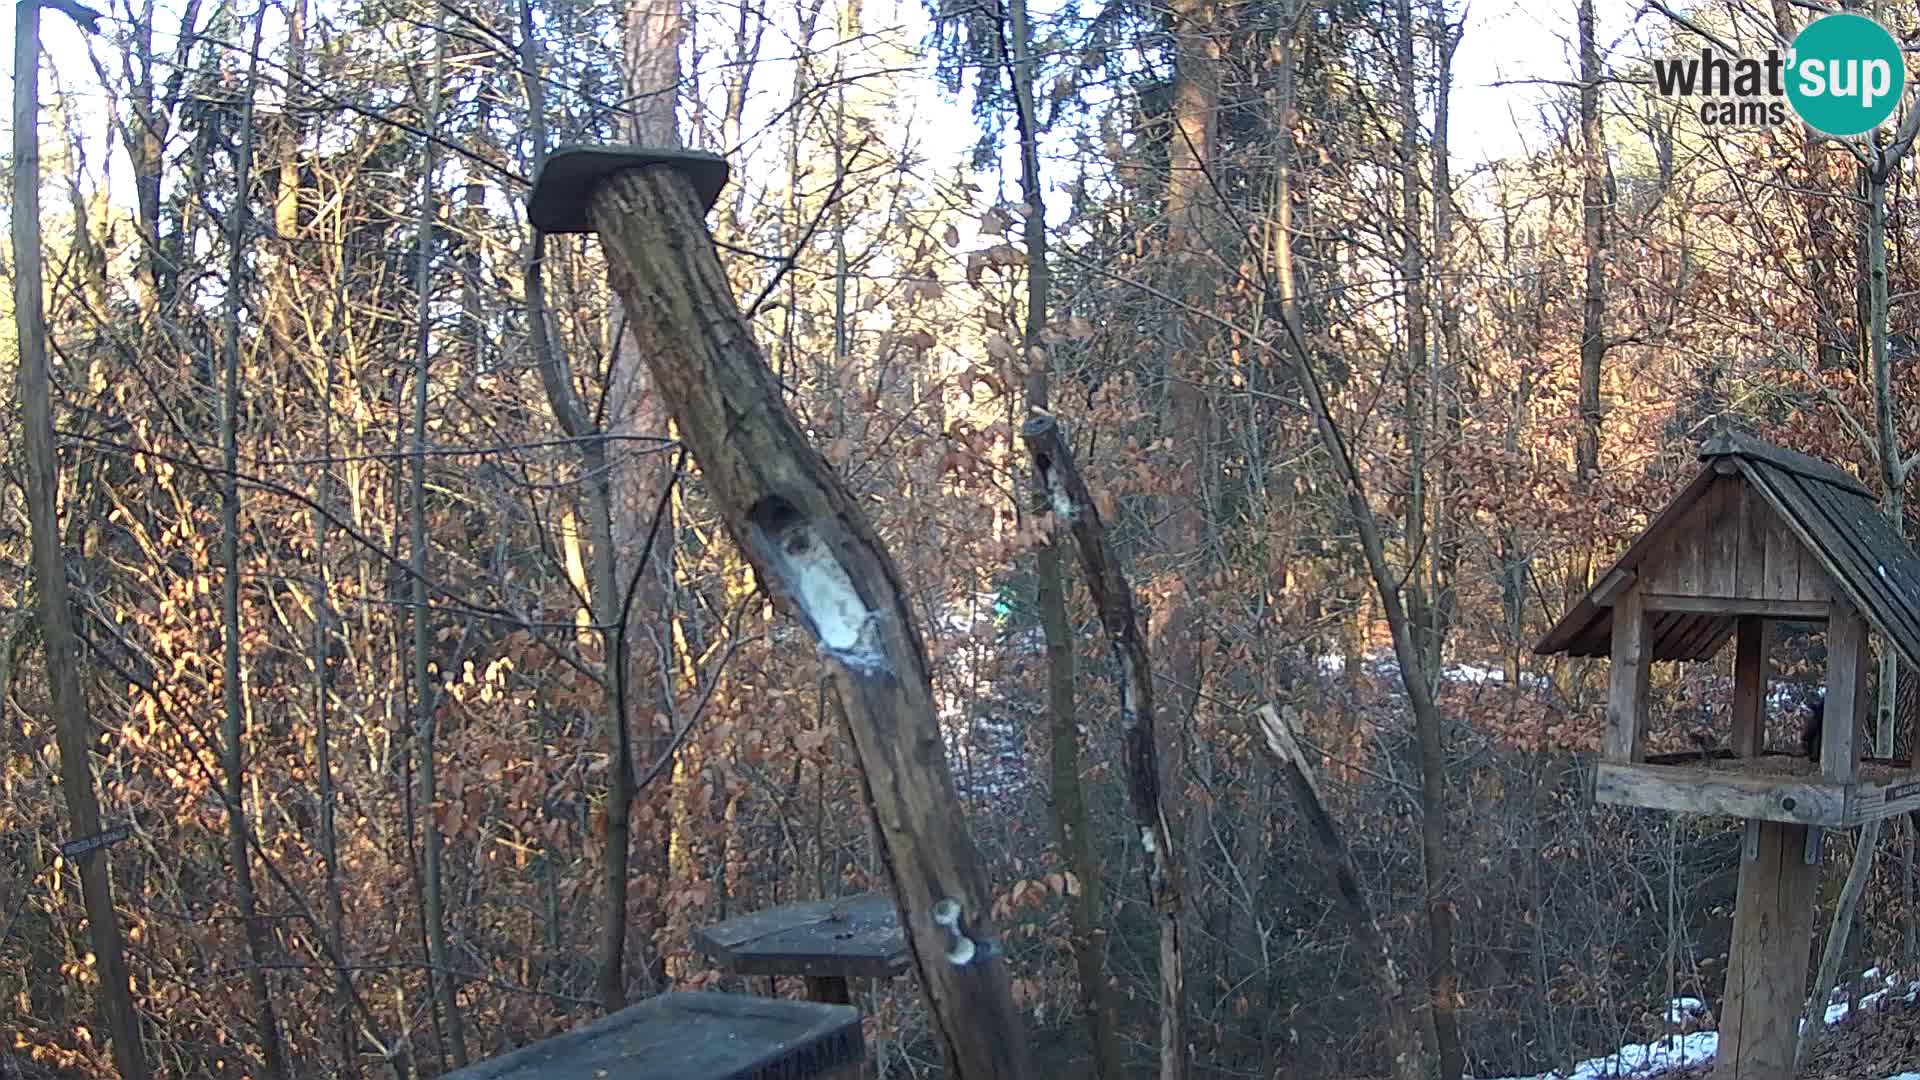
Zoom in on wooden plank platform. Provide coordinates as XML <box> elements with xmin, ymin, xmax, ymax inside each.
<box><xmin>694</xmin><ymin>894</ymin><xmax>909</xmax><ymax>981</ymax></box>
<box><xmin>444</xmin><ymin>992</ymin><xmax>864</xmax><ymax>1080</ymax></box>
<box><xmin>1596</xmin><ymin>757</ymin><xmax>1920</xmax><ymax>826</ymax></box>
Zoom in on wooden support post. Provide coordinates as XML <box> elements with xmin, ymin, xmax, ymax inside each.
<box><xmin>530</xmin><ymin>149</ymin><xmax>1032</xmax><ymax>1080</ymax></box>
<box><xmin>1732</xmin><ymin>616</ymin><xmax>1771</xmax><ymax>867</ymax></box>
<box><xmin>1606</xmin><ymin>586</ymin><xmax>1652</xmax><ymax>763</ymax></box>
<box><xmin>1812</xmin><ymin>598</ymin><xmax>1870</xmax><ymax>864</ymax></box>
<box><xmin>804</xmin><ymin>976</ymin><xmax>852</xmax><ymax>1004</ymax></box>
<box><xmin>1824</xmin><ymin>598</ymin><xmax>1868</xmax><ymax>784</ymax></box>
<box><xmin>1715</xmin><ymin>821</ymin><xmax>1819</xmax><ymax>1080</ymax></box>
<box><xmin>1731</xmin><ymin>616</ymin><xmax>1767</xmax><ymax>759</ymax></box>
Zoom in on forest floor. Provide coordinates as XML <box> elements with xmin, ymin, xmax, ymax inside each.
<box><xmin>1500</xmin><ymin>972</ymin><xmax>1920</xmax><ymax>1080</ymax></box>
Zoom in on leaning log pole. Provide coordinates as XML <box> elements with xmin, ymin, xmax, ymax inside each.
<box><xmin>528</xmin><ymin>147</ymin><xmax>1033</xmax><ymax>1080</ymax></box>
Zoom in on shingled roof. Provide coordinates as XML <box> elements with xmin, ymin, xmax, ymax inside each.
<box><xmin>1535</xmin><ymin>432</ymin><xmax>1920</xmax><ymax>669</ymax></box>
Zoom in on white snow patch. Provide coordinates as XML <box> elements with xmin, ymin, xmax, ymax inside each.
<box><xmin>1447</xmin><ymin>663</ymin><xmax>1507</xmax><ymax>685</ymax></box>
<box><xmin>1483</xmin><ymin>969</ymin><xmax>1919</xmax><ymax>1080</ymax></box>
<box><xmin>1482</xmin><ymin>1030</ymin><xmax>1719</xmax><ymax>1080</ymax></box>
<box><xmin>1047</xmin><ymin>474</ymin><xmax>1077</xmax><ymax>523</ymax></box>
<box><xmin>1665</xmin><ymin>997</ymin><xmax>1706</xmax><ymax>1025</ymax></box>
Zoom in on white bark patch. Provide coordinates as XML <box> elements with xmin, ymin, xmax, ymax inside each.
<box><xmin>749</xmin><ymin>496</ymin><xmax>888</xmax><ymax>674</ymax></box>
<box><xmin>1140</xmin><ymin>826</ymin><xmax>1157</xmax><ymax>854</ymax></box>
<box><xmin>1115</xmin><ymin>649</ymin><xmax>1136</xmax><ymax>719</ymax></box>
<box><xmin>1046</xmin><ymin>469</ymin><xmax>1077</xmax><ymax>524</ymax></box>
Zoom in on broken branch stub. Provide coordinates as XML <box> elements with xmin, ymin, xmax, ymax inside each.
<box><xmin>555</xmin><ymin>157</ymin><xmax>1032</xmax><ymax>1080</ymax></box>
<box><xmin>1021</xmin><ymin>415</ymin><xmax>1176</xmax><ymax>897</ymax></box>
<box><xmin>1252</xmin><ymin>707</ymin><xmax>1435</xmax><ymax>1080</ymax></box>
<box><xmin>1021</xmin><ymin>413</ymin><xmax>1186</xmax><ymax>1068</ymax></box>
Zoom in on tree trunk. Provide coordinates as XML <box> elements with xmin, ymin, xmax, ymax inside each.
<box><xmin>219</xmin><ymin>18</ymin><xmax>291</xmax><ymax>1078</ymax></box>
<box><xmin>1271</xmin><ymin>256</ymin><xmax>1445</xmax><ymax>1078</ymax></box>
<box><xmin>1572</xmin><ymin>0</ymin><xmax>1608</xmax><ymax>603</ymax></box>
<box><xmin>1156</xmin><ymin>1</ymin><xmax>1218</xmax><ymax>1071</ymax></box>
<box><xmin>274</xmin><ymin>0</ymin><xmax>306</xmax><ymax>242</ymax></box>
<box><xmin>1003</xmin><ymin>0</ymin><xmax>1123</xmax><ymax>1071</ymax></box>
<box><xmin>1023</xmin><ymin>415</ymin><xmax>1186</xmax><ymax>1080</ymax></box>
<box><xmin>409</xmin><ymin>15</ymin><xmax>467</xmax><ymax>1067</ymax></box>
<box><xmin>310</xmin><ymin>264</ymin><xmax>360</xmax><ymax>1080</ymax></box>
<box><xmin>581</xmin><ymin>162</ymin><xmax>1034</xmax><ymax>1079</ymax></box>
<box><xmin>1425</xmin><ymin>5</ymin><xmax>1464</xmax><ymax>682</ymax></box>
<box><xmin>1392</xmin><ymin>5</ymin><xmax>1462</xmax><ymax>1073</ymax></box>
<box><xmin>1394</xmin><ymin>0</ymin><xmax>1432</xmax><ymax>668</ymax></box>
<box><xmin>12</xmin><ymin>7</ymin><xmax>151</xmax><ymax>1076</ymax></box>
<box><xmin>608</xmin><ymin>0</ymin><xmax>686</xmax><ymax>999</ymax></box>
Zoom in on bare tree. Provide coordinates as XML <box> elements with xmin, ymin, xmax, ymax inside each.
<box><xmin>11</xmin><ymin>1</ymin><xmax>150</xmax><ymax>1076</ymax></box>
<box><xmin>408</xmin><ymin>11</ymin><xmax>467</xmax><ymax>1067</ymax></box>
<box><xmin>218</xmin><ymin>11</ymin><xmax>291</xmax><ymax>1077</ymax></box>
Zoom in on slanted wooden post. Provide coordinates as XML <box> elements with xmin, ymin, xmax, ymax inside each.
<box><xmin>527</xmin><ymin>147</ymin><xmax>1032</xmax><ymax>1080</ymax></box>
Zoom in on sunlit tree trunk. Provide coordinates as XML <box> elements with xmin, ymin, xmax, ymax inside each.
<box><xmin>1571</xmin><ymin>0</ymin><xmax>1608</xmax><ymax>603</ymax></box>
<box><xmin>218</xmin><ymin>16</ymin><xmax>291</xmax><ymax>1078</ymax></box>
<box><xmin>608</xmin><ymin>0</ymin><xmax>686</xmax><ymax>1002</ymax></box>
<box><xmin>408</xmin><ymin>12</ymin><xmax>466</xmax><ymax>1066</ymax></box>
<box><xmin>1004</xmin><ymin>0</ymin><xmax>1122</xmax><ymax>1070</ymax></box>
<box><xmin>1155</xmin><ymin>0</ymin><xmax>1218</xmax><ymax>1072</ymax></box>
<box><xmin>12</xmin><ymin>6</ymin><xmax>151</xmax><ymax>1075</ymax></box>
<box><xmin>1393</xmin><ymin>1</ymin><xmax>1462</xmax><ymax>1074</ymax></box>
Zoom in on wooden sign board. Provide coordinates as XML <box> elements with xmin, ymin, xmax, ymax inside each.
<box><xmin>58</xmin><ymin>823</ymin><xmax>132</xmax><ymax>859</ymax></box>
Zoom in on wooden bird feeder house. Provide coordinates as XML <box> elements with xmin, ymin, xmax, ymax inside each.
<box><xmin>1537</xmin><ymin>432</ymin><xmax>1920</xmax><ymax>1080</ymax></box>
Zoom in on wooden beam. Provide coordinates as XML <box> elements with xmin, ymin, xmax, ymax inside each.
<box><xmin>566</xmin><ymin>160</ymin><xmax>1031</xmax><ymax>1080</ymax></box>
<box><xmin>1641</xmin><ymin>595</ymin><xmax>1830</xmax><ymax>620</ymax></box>
<box><xmin>1731</xmin><ymin>616</ymin><xmax>1768</xmax><ymax>758</ymax></box>
<box><xmin>443</xmin><ymin>991</ymin><xmax>865</xmax><ymax>1080</ymax></box>
<box><xmin>1591</xmin><ymin>567</ymin><xmax>1636</xmax><ymax>607</ymax></box>
<box><xmin>1845</xmin><ymin>774</ymin><xmax>1920</xmax><ymax>824</ymax></box>
<box><xmin>1606</xmin><ymin>587</ymin><xmax>1652</xmax><ymax>763</ymax></box>
<box><xmin>1714</xmin><ymin>822</ymin><xmax>1820</xmax><ymax>1080</ymax></box>
<box><xmin>1824</xmin><ymin>597</ymin><xmax>1868</xmax><ymax>784</ymax></box>
<box><xmin>1592</xmin><ymin>763</ymin><xmax>1846</xmax><ymax>826</ymax></box>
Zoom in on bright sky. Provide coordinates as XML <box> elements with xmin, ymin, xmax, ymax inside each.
<box><xmin>0</xmin><ymin>0</ymin><xmax>1659</xmax><ymax>228</ymax></box>
<box><xmin>1450</xmin><ymin>0</ymin><xmax>1640</xmax><ymax>166</ymax></box>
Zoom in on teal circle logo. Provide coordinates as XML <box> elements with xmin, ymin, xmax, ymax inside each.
<box><xmin>1787</xmin><ymin>13</ymin><xmax>1905</xmax><ymax>137</ymax></box>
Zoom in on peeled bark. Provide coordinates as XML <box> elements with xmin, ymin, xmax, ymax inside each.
<box><xmin>1023</xmin><ymin>415</ymin><xmax>1186</xmax><ymax>1080</ymax></box>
